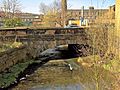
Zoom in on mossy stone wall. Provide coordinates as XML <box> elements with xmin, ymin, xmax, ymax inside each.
<box><xmin>0</xmin><ymin>46</ymin><xmax>27</xmax><ymax>72</ymax></box>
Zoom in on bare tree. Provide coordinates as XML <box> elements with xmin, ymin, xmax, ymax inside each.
<box><xmin>0</xmin><ymin>0</ymin><xmax>21</xmax><ymax>18</ymax></box>
<box><xmin>52</xmin><ymin>0</ymin><xmax>61</xmax><ymax>13</ymax></box>
<box><xmin>39</xmin><ymin>2</ymin><xmax>49</xmax><ymax>15</ymax></box>
<box><xmin>0</xmin><ymin>0</ymin><xmax>23</xmax><ymax>27</ymax></box>
<box><xmin>39</xmin><ymin>0</ymin><xmax>61</xmax><ymax>14</ymax></box>
<box><xmin>39</xmin><ymin>0</ymin><xmax>62</xmax><ymax>27</ymax></box>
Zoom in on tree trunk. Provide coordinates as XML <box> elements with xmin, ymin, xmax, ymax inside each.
<box><xmin>115</xmin><ymin>0</ymin><xmax>120</xmax><ymax>57</ymax></box>
<box><xmin>61</xmin><ymin>0</ymin><xmax>67</xmax><ymax>27</ymax></box>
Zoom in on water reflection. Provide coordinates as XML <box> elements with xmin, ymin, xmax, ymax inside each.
<box><xmin>30</xmin><ymin>84</ymin><xmax>84</xmax><ymax>90</ymax></box>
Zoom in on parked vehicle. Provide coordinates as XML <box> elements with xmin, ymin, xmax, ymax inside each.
<box><xmin>64</xmin><ymin>24</ymin><xmax>80</xmax><ymax>28</ymax></box>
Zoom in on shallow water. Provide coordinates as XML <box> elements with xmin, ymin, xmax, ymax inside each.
<box><xmin>12</xmin><ymin>60</ymin><xmax>119</xmax><ymax>90</ymax></box>
<box><xmin>30</xmin><ymin>84</ymin><xmax>84</xmax><ymax>90</ymax></box>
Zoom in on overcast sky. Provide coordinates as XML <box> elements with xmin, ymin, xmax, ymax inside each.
<box><xmin>20</xmin><ymin>0</ymin><xmax>115</xmax><ymax>14</ymax></box>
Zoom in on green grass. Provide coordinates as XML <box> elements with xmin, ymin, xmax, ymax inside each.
<box><xmin>102</xmin><ymin>58</ymin><xmax>120</xmax><ymax>73</ymax></box>
<box><xmin>0</xmin><ymin>60</ymin><xmax>34</xmax><ymax>88</ymax></box>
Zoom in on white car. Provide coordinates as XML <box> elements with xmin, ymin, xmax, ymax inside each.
<box><xmin>64</xmin><ymin>24</ymin><xmax>80</xmax><ymax>28</ymax></box>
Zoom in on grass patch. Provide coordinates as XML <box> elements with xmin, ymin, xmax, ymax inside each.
<box><xmin>102</xmin><ymin>58</ymin><xmax>120</xmax><ymax>73</ymax></box>
<box><xmin>0</xmin><ymin>60</ymin><xmax>34</xmax><ymax>88</ymax></box>
<box><xmin>65</xmin><ymin>55</ymin><xmax>120</xmax><ymax>73</ymax></box>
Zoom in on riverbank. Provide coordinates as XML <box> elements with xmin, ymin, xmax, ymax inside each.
<box><xmin>0</xmin><ymin>44</ymin><xmax>119</xmax><ymax>90</ymax></box>
<box><xmin>12</xmin><ymin>58</ymin><xmax>120</xmax><ymax>90</ymax></box>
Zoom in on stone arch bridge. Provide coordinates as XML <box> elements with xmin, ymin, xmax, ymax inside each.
<box><xmin>0</xmin><ymin>27</ymin><xmax>92</xmax><ymax>57</ymax></box>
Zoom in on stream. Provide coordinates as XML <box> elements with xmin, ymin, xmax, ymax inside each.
<box><xmin>6</xmin><ymin>44</ymin><xmax>120</xmax><ymax>90</ymax></box>
<box><xmin>12</xmin><ymin>59</ymin><xmax>119</xmax><ymax>90</ymax></box>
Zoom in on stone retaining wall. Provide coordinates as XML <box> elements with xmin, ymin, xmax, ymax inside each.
<box><xmin>0</xmin><ymin>46</ymin><xmax>27</xmax><ymax>72</ymax></box>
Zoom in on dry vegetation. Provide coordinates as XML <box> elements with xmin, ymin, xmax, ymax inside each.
<box><xmin>85</xmin><ymin>20</ymin><xmax>120</xmax><ymax>89</ymax></box>
<box><xmin>0</xmin><ymin>42</ymin><xmax>23</xmax><ymax>52</ymax></box>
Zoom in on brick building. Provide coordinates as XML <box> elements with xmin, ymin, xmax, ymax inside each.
<box><xmin>18</xmin><ymin>13</ymin><xmax>42</xmax><ymax>26</ymax></box>
<box><xmin>61</xmin><ymin>0</ymin><xmax>115</xmax><ymax>26</ymax></box>
<box><xmin>66</xmin><ymin>5</ymin><xmax>115</xmax><ymax>26</ymax></box>
<box><xmin>0</xmin><ymin>12</ymin><xmax>43</xmax><ymax>27</ymax></box>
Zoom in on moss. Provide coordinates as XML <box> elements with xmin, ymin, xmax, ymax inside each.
<box><xmin>102</xmin><ymin>58</ymin><xmax>120</xmax><ymax>72</ymax></box>
<box><xmin>0</xmin><ymin>60</ymin><xmax>34</xmax><ymax>88</ymax></box>
<box><xmin>0</xmin><ymin>42</ymin><xmax>23</xmax><ymax>52</ymax></box>
<box><xmin>67</xmin><ymin>55</ymin><xmax>120</xmax><ymax>73</ymax></box>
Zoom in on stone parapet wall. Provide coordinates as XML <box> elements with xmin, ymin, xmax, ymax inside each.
<box><xmin>0</xmin><ymin>46</ymin><xmax>27</xmax><ymax>72</ymax></box>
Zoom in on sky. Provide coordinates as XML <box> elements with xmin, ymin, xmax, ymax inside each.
<box><xmin>20</xmin><ymin>0</ymin><xmax>115</xmax><ymax>14</ymax></box>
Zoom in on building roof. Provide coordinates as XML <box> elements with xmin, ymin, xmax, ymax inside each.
<box><xmin>67</xmin><ymin>8</ymin><xmax>108</xmax><ymax>12</ymax></box>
